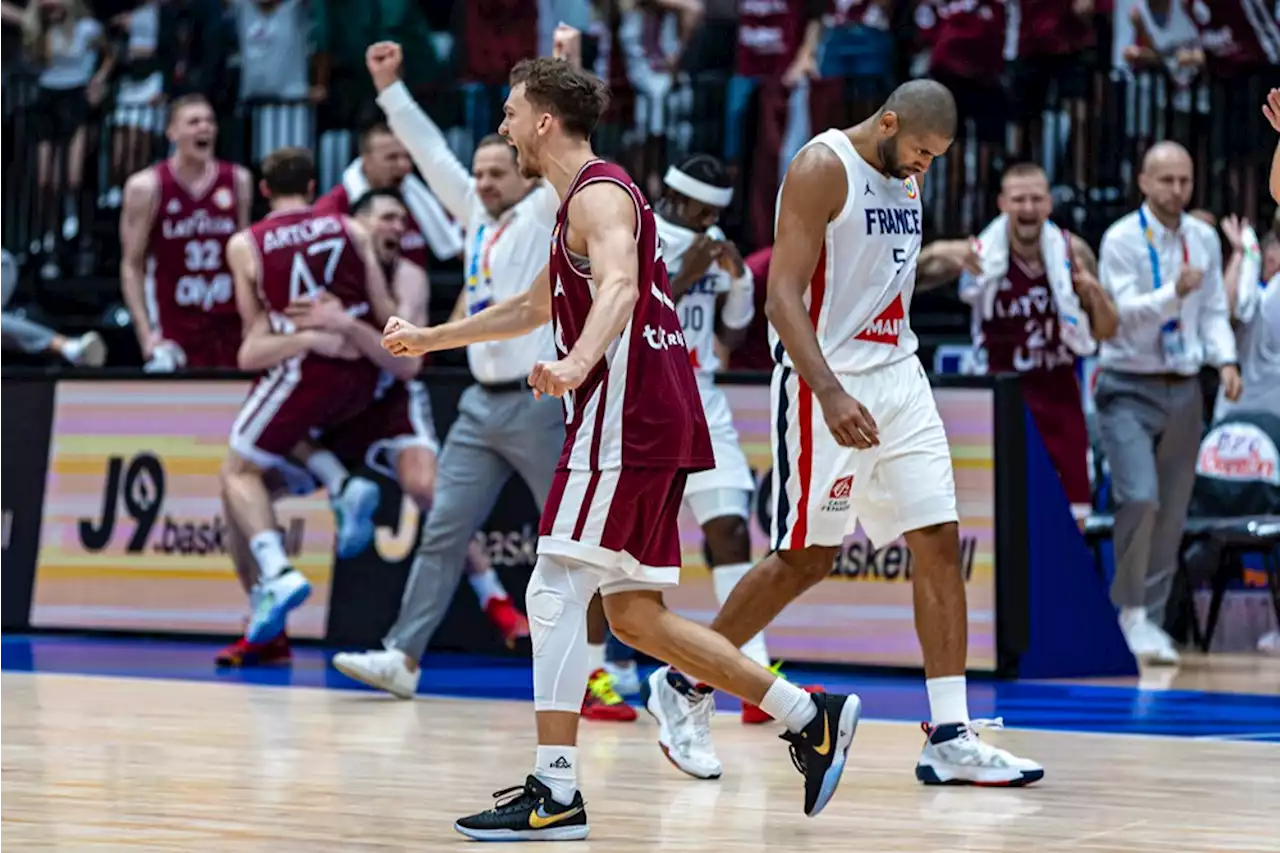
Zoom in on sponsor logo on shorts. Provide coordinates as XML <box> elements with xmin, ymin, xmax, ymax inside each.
<box><xmin>822</xmin><ymin>475</ymin><xmax>854</xmax><ymax>513</ymax></box>
<box><xmin>78</xmin><ymin>452</ymin><xmax>305</xmax><ymax>557</ymax></box>
<box><xmin>642</xmin><ymin>322</ymin><xmax>688</xmax><ymax>352</ymax></box>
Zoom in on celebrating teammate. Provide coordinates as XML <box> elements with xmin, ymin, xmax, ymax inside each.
<box><xmin>382</xmin><ymin>49</ymin><xmax>861</xmax><ymax>840</ymax></box>
<box><xmin>219</xmin><ymin>147</ymin><xmax>399</xmax><ymax>646</ymax></box>
<box><xmin>119</xmin><ymin>95</ymin><xmax>253</xmax><ymax>370</ymax></box>
<box><xmin>650</xmin><ymin>80</ymin><xmax>1045</xmax><ymax>788</ymax></box>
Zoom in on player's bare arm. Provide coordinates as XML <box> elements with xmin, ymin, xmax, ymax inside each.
<box><xmin>713</xmin><ymin>240</ymin><xmax>751</xmax><ymax>350</ymax></box>
<box><xmin>234</xmin><ymin>165</ymin><xmax>254</xmax><ymax>228</ymax></box>
<box><xmin>119</xmin><ymin>168</ymin><xmax>161</xmax><ymax>356</ymax></box>
<box><xmin>1069</xmin><ymin>233</ymin><xmax>1119</xmax><ymax>340</ymax></box>
<box><xmin>916</xmin><ymin>238</ymin><xmax>980</xmax><ymax>291</ymax></box>
<box><xmin>228</xmin><ymin>232</ymin><xmax>345</xmax><ymax>370</ymax></box>
<box><xmin>766</xmin><ymin>146</ymin><xmax>880</xmax><ymax>449</ymax></box>
<box><xmin>529</xmin><ymin>182</ymin><xmax>640</xmax><ymax>398</ymax></box>
<box><xmin>384</xmin><ymin>263</ymin><xmax>551</xmax><ymax>356</ymax></box>
<box><xmin>1264</xmin><ymin>89</ymin><xmax>1280</xmax><ymax>202</ymax></box>
<box><xmin>668</xmin><ymin>234</ymin><xmax>720</xmax><ymax>300</ymax></box>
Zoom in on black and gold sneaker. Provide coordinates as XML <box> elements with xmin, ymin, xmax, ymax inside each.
<box><xmin>454</xmin><ymin>775</ymin><xmax>589</xmax><ymax>842</ymax></box>
<box><xmin>779</xmin><ymin>691</ymin><xmax>862</xmax><ymax>817</ymax></box>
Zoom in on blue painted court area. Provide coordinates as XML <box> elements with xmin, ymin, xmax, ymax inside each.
<box><xmin>4</xmin><ymin>634</ymin><xmax>1279</xmax><ymax>743</ymax></box>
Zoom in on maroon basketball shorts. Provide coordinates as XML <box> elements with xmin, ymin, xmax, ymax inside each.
<box><xmin>319</xmin><ymin>379</ymin><xmax>439</xmax><ymax>477</ymax></box>
<box><xmin>538</xmin><ymin>466</ymin><xmax>689</xmax><ymax>594</ymax></box>
<box><xmin>228</xmin><ymin>356</ymin><xmax>377</xmax><ymax>471</ymax></box>
<box><xmin>166</xmin><ymin>314</ymin><xmax>242</xmax><ymax>369</ymax></box>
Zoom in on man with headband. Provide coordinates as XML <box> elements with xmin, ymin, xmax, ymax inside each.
<box><xmin>601</xmin><ymin>154</ymin><xmax>796</xmax><ymax>772</ymax></box>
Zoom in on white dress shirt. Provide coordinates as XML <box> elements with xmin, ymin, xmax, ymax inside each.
<box><xmin>1217</xmin><ymin>273</ymin><xmax>1280</xmax><ymax>421</ymax></box>
<box><xmin>377</xmin><ymin>82</ymin><xmax>558</xmax><ymax>385</ymax></box>
<box><xmin>1097</xmin><ymin>203</ymin><xmax>1237</xmax><ymax>375</ymax></box>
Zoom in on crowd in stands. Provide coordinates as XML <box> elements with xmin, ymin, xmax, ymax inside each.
<box><xmin>2</xmin><ymin>1</ymin><xmax>1278</xmax><ymax>655</ymax></box>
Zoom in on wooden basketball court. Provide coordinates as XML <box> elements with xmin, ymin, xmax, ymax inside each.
<box><xmin>4</xmin><ymin>666</ymin><xmax>1278</xmax><ymax>852</ymax></box>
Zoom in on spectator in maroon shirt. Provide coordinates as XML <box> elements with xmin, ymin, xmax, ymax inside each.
<box><xmin>1009</xmin><ymin>0</ymin><xmax>1098</xmax><ymax>197</ymax></box>
<box><xmin>1192</xmin><ymin>0</ymin><xmax>1280</xmax><ymax>222</ymax></box>
<box><xmin>726</xmin><ymin>245</ymin><xmax>774</xmax><ymax>371</ymax></box>
<box><xmin>922</xmin><ymin>0</ymin><xmax>1008</xmax><ymax>233</ymax></box>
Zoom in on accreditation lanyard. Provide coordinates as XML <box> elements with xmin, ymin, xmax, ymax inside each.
<box><xmin>466</xmin><ymin>215</ymin><xmax>514</xmax><ymax>316</ymax></box>
<box><xmin>1137</xmin><ymin>206</ymin><xmax>1188</xmax><ymax>362</ymax></box>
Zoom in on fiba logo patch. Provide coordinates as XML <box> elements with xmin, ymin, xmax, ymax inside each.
<box><xmin>823</xmin><ymin>475</ymin><xmax>854</xmax><ymax>512</ymax></box>
<box><xmin>212</xmin><ymin>186</ymin><xmax>235</xmax><ymax>210</ymax></box>
<box><xmin>903</xmin><ymin>176</ymin><xmax>918</xmax><ymax>200</ymax></box>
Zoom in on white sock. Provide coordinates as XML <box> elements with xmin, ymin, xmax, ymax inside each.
<box><xmin>586</xmin><ymin>642</ymin><xmax>604</xmax><ymax>674</ymax></box>
<box><xmin>249</xmin><ymin>530</ymin><xmax>290</xmax><ymax>580</ymax></box>
<box><xmin>713</xmin><ymin>562</ymin><xmax>771</xmax><ymax>667</ymax></box>
<box><xmin>759</xmin><ymin>678</ymin><xmax>816</xmax><ymax>733</ymax></box>
<box><xmin>534</xmin><ymin>745</ymin><xmax>578</xmax><ymax>805</ymax></box>
<box><xmin>306</xmin><ymin>449</ymin><xmax>349</xmax><ymax>496</ymax></box>
<box><xmin>926</xmin><ymin>676</ymin><xmax>970</xmax><ymax>725</ymax></box>
<box><xmin>468</xmin><ymin>568</ymin><xmax>507</xmax><ymax>608</ymax></box>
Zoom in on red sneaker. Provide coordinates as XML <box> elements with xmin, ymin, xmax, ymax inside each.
<box><xmin>215</xmin><ymin>633</ymin><xmax>291</xmax><ymax>667</ymax></box>
<box><xmin>581</xmin><ymin>668</ymin><xmax>638</xmax><ymax>722</ymax></box>
<box><xmin>484</xmin><ymin>596</ymin><xmax>530</xmax><ymax>648</ymax></box>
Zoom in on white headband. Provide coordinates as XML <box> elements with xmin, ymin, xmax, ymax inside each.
<box><xmin>663</xmin><ymin>166</ymin><xmax>733</xmax><ymax>208</ymax></box>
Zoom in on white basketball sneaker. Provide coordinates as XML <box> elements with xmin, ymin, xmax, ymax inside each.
<box><xmin>641</xmin><ymin>666</ymin><xmax>722</xmax><ymax>780</ymax></box>
<box><xmin>333</xmin><ymin>476</ymin><xmax>381</xmax><ymax>559</ymax></box>
<box><xmin>915</xmin><ymin>718</ymin><xmax>1045</xmax><ymax>787</ymax></box>
<box><xmin>1119</xmin><ymin>607</ymin><xmax>1180</xmax><ymax>666</ymax></box>
<box><xmin>332</xmin><ymin>648</ymin><xmax>420</xmax><ymax>699</ymax></box>
<box><xmin>603</xmin><ymin>660</ymin><xmax>642</xmax><ymax>696</ymax></box>
<box><xmin>245</xmin><ymin>568</ymin><xmax>311</xmax><ymax>644</ymax></box>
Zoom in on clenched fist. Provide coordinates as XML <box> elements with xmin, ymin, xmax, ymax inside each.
<box><xmin>382</xmin><ymin>315</ymin><xmax>433</xmax><ymax>357</ymax></box>
<box><xmin>366</xmin><ymin>42</ymin><xmax>403</xmax><ymax>93</ymax></box>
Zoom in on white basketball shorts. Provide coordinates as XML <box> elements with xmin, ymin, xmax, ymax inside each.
<box><xmin>770</xmin><ymin>354</ymin><xmax>958</xmax><ymax>550</ymax></box>
<box><xmin>684</xmin><ymin>375</ymin><xmax>756</xmax><ymax>524</ymax></box>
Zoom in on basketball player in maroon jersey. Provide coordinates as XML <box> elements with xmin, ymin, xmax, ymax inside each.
<box><xmin>383</xmin><ymin>50</ymin><xmax>861</xmax><ymax>840</ymax></box>
<box><xmin>119</xmin><ymin>95</ymin><xmax>253</xmax><ymax>369</ymax></box>
<box><xmin>962</xmin><ymin>163</ymin><xmax>1118</xmax><ymax>520</ymax></box>
<box><xmin>219</xmin><ymin>147</ymin><xmax>400</xmax><ymax>647</ymax></box>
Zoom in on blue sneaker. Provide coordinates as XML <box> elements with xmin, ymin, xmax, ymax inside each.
<box><xmin>333</xmin><ymin>476</ymin><xmax>380</xmax><ymax>559</ymax></box>
<box><xmin>246</xmin><ymin>568</ymin><xmax>311</xmax><ymax>643</ymax></box>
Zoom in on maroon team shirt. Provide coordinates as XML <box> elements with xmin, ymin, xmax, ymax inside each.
<box><xmin>462</xmin><ymin>0</ymin><xmax>538</xmax><ymax>84</ymax></box>
<box><xmin>1016</xmin><ymin>0</ymin><xmax>1093</xmax><ymax>57</ymax></box>
<box><xmin>736</xmin><ymin>0</ymin><xmax>809</xmax><ymax>78</ymax></box>
<box><xmin>246</xmin><ymin>206</ymin><xmax>380</xmax><ymax>385</ymax></box>
<box><xmin>930</xmin><ymin>0</ymin><xmax>1008</xmax><ymax>84</ymax></box>
<box><xmin>982</xmin><ymin>254</ymin><xmax>1091</xmax><ymax>506</ymax></box>
<box><xmin>148</xmin><ymin>159</ymin><xmax>241</xmax><ymax>362</ymax></box>
<box><xmin>1190</xmin><ymin>0</ymin><xmax>1280</xmax><ymax>74</ymax></box>
<box><xmin>314</xmin><ymin>185</ymin><xmax>430</xmax><ymax>270</ymax></box>
<box><xmin>547</xmin><ymin>159</ymin><xmax>714</xmax><ymax>472</ymax></box>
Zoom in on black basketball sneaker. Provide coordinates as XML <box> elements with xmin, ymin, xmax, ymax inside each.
<box><xmin>454</xmin><ymin>775</ymin><xmax>589</xmax><ymax>842</ymax></box>
<box><xmin>779</xmin><ymin>691</ymin><xmax>862</xmax><ymax>817</ymax></box>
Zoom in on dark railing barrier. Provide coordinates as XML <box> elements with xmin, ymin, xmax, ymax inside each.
<box><xmin>3</xmin><ymin>65</ymin><xmax>1275</xmax><ymax>357</ymax></box>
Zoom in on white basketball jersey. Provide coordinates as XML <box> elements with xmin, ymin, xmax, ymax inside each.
<box><xmin>657</xmin><ymin>213</ymin><xmax>731</xmax><ymax>375</ymax></box>
<box><xmin>769</xmin><ymin>128</ymin><xmax>922</xmax><ymax>374</ymax></box>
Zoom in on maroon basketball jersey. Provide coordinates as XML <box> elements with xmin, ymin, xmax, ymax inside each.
<box><xmin>1016</xmin><ymin>0</ymin><xmax>1092</xmax><ymax>56</ymax></box>
<box><xmin>314</xmin><ymin>185</ymin><xmax>430</xmax><ymax>270</ymax></box>
<box><xmin>1188</xmin><ymin>0</ymin><xmax>1279</xmax><ymax>73</ymax></box>
<box><xmin>981</xmin><ymin>255</ymin><xmax>1075</xmax><ymax>376</ymax></box>
<box><xmin>148</xmin><ymin>160</ymin><xmax>241</xmax><ymax>339</ymax></box>
<box><xmin>930</xmin><ymin>0</ymin><xmax>1007</xmax><ymax>83</ymax></box>
<box><xmin>736</xmin><ymin>0</ymin><xmax>806</xmax><ymax>77</ymax></box>
<box><xmin>246</xmin><ymin>208</ymin><xmax>378</xmax><ymax>381</ymax></box>
<box><xmin>547</xmin><ymin>160</ymin><xmax>714</xmax><ymax>473</ymax></box>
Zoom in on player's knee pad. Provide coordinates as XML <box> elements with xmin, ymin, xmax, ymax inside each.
<box><xmin>525</xmin><ymin>556</ymin><xmax>597</xmax><ymax>656</ymax></box>
<box><xmin>526</xmin><ymin>555</ymin><xmax>601</xmax><ymax>712</ymax></box>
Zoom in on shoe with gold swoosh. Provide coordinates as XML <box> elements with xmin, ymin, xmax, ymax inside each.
<box><xmin>454</xmin><ymin>775</ymin><xmax>589</xmax><ymax>842</ymax></box>
<box><xmin>779</xmin><ymin>691</ymin><xmax>862</xmax><ymax>817</ymax></box>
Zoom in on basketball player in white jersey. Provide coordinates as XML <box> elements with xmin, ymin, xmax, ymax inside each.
<box><xmin>651</xmin><ymin>80</ymin><xmax>1045</xmax><ymax>787</ymax></box>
